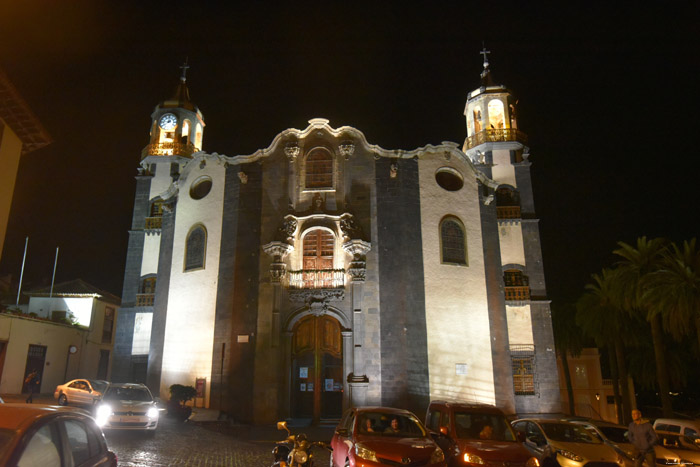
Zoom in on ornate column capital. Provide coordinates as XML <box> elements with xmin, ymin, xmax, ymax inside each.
<box><xmin>263</xmin><ymin>241</ymin><xmax>294</xmax><ymax>283</ymax></box>
<box><xmin>338</xmin><ymin>141</ymin><xmax>355</xmax><ymax>160</ymax></box>
<box><xmin>343</xmin><ymin>239</ymin><xmax>371</xmax><ymax>283</ymax></box>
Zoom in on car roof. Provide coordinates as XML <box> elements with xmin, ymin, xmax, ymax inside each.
<box><xmin>0</xmin><ymin>404</ymin><xmax>91</xmax><ymax>431</ymax></box>
<box><xmin>429</xmin><ymin>400</ymin><xmax>506</xmax><ymax>413</ymax></box>
<box><xmin>107</xmin><ymin>383</ymin><xmax>148</xmax><ymax>389</ymax></box>
<box><xmin>513</xmin><ymin>418</ymin><xmax>578</xmax><ymax>425</ymax></box>
<box><xmin>353</xmin><ymin>407</ymin><xmax>417</xmax><ymax>416</ymax></box>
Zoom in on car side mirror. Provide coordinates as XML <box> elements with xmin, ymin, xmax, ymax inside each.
<box><xmin>335</xmin><ymin>428</ymin><xmax>349</xmax><ymax>437</ymax></box>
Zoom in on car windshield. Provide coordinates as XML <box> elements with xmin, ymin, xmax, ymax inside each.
<box><xmin>358</xmin><ymin>412</ymin><xmax>427</xmax><ymax>437</ymax></box>
<box><xmin>542</xmin><ymin>423</ymin><xmax>601</xmax><ymax>443</ymax></box>
<box><xmin>103</xmin><ymin>387</ymin><xmax>152</xmax><ymax>402</ymax></box>
<box><xmin>597</xmin><ymin>426</ymin><xmax>628</xmax><ymax>443</ymax></box>
<box><xmin>454</xmin><ymin>412</ymin><xmax>517</xmax><ymax>441</ymax></box>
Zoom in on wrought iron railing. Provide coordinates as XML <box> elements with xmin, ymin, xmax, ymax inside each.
<box><xmin>465</xmin><ymin>128</ymin><xmax>528</xmax><ymax>149</ymax></box>
<box><xmin>141</xmin><ymin>142</ymin><xmax>197</xmax><ymax>159</ymax></box>
<box><xmin>136</xmin><ymin>293</ymin><xmax>154</xmax><ymax>307</ymax></box>
<box><xmin>288</xmin><ymin>269</ymin><xmax>345</xmax><ymax>289</ymax></box>
<box><xmin>497</xmin><ymin>206</ymin><xmax>521</xmax><ymax>219</ymax></box>
<box><xmin>505</xmin><ymin>286</ymin><xmax>530</xmax><ymax>301</ymax></box>
<box><xmin>145</xmin><ymin>217</ymin><xmax>162</xmax><ymax>229</ymax></box>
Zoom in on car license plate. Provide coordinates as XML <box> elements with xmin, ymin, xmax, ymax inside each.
<box><xmin>120</xmin><ymin>416</ymin><xmax>140</xmax><ymax>422</ymax></box>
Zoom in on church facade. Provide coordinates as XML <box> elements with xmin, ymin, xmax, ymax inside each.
<box><xmin>113</xmin><ymin>58</ymin><xmax>561</xmax><ymax>423</ymax></box>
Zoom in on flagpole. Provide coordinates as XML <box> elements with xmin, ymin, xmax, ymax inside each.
<box><xmin>49</xmin><ymin>247</ymin><xmax>59</xmax><ymax>298</ymax></box>
<box><xmin>16</xmin><ymin>236</ymin><xmax>28</xmax><ymax>307</ymax></box>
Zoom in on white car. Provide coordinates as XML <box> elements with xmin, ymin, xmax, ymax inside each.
<box><xmin>95</xmin><ymin>383</ymin><xmax>159</xmax><ymax>434</ymax></box>
<box><xmin>54</xmin><ymin>379</ymin><xmax>109</xmax><ymax>406</ymax></box>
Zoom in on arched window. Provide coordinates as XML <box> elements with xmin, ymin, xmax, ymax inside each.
<box><xmin>184</xmin><ymin>224</ymin><xmax>207</xmax><ymax>271</ymax></box>
<box><xmin>488</xmin><ymin>99</ymin><xmax>505</xmax><ymax>129</ymax></box>
<box><xmin>301</xmin><ymin>229</ymin><xmax>337</xmax><ymax>288</ymax></box>
<box><xmin>181</xmin><ymin>119</ymin><xmax>191</xmax><ymax>144</ymax></box>
<box><xmin>496</xmin><ymin>186</ymin><xmax>521</xmax><ymax>219</ymax></box>
<box><xmin>305</xmin><ymin>148</ymin><xmax>333</xmax><ymax>189</ymax></box>
<box><xmin>440</xmin><ymin>217</ymin><xmax>467</xmax><ymax>265</ymax></box>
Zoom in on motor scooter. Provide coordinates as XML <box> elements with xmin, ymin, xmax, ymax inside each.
<box><xmin>272</xmin><ymin>421</ymin><xmax>332</xmax><ymax>467</ymax></box>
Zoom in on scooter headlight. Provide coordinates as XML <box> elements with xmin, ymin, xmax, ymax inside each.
<box><xmin>293</xmin><ymin>449</ymin><xmax>308</xmax><ymax>464</ymax></box>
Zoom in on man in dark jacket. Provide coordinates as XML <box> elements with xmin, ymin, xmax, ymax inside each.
<box><xmin>628</xmin><ymin>409</ymin><xmax>658</xmax><ymax>467</ymax></box>
<box><xmin>24</xmin><ymin>370</ymin><xmax>40</xmax><ymax>403</ymax></box>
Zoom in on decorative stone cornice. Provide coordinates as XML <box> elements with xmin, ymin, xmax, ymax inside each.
<box><xmin>262</xmin><ymin>241</ymin><xmax>294</xmax><ymax>261</ymax></box>
<box><xmin>342</xmin><ymin>239</ymin><xmax>371</xmax><ymax>259</ymax></box>
<box><xmin>288</xmin><ymin>288</ymin><xmax>345</xmax><ymax>304</ymax></box>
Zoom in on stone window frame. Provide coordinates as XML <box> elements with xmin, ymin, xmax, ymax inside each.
<box><xmin>439</xmin><ymin>215</ymin><xmax>468</xmax><ymax>266</ymax></box>
<box><xmin>301</xmin><ymin>147</ymin><xmax>336</xmax><ymax>192</ymax></box>
<box><xmin>510</xmin><ymin>344</ymin><xmax>537</xmax><ymax>396</ymax></box>
<box><xmin>184</xmin><ymin>223</ymin><xmax>207</xmax><ymax>272</ymax></box>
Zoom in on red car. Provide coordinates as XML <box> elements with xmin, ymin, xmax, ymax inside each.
<box><xmin>426</xmin><ymin>401</ymin><xmax>539</xmax><ymax>467</ymax></box>
<box><xmin>330</xmin><ymin>406</ymin><xmax>447</xmax><ymax>467</ymax></box>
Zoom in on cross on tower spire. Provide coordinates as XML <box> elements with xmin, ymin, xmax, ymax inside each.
<box><xmin>479</xmin><ymin>44</ymin><xmax>493</xmax><ymax>86</ymax></box>
<box><xmin>480</xmin><ymin>46</ymin><xmax>490</xmax><ymax>69</ymax></box>
<box><xmin>179</xmin><ymin>58</ymin><xmax>190</xmax><ymax>83</ymax></box>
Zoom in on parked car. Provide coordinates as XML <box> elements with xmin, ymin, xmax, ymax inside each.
<box><xmin>512</xmin><ymin>418</ymin><xmax>625</xmax><ymax>467</ymax></box>
<box><xmin>95</xmin><ymin>383</ymin><xmax>159</xmax><ymax>433</ymax></box>
<box><xmin>655</xmin><ymin>431</ymin><xmax>700</xmax><ymax>466</ymax></box>
<box><xmin>569</xmin><ymin>419</ymin><xmax>686</xmax><ymax>467</ymax></box>
<box><xmin>330</xmin><ymin>406</ymin><xmax>447</xmax><ymax>466</ymax></box>
<box><xmin>54</xmin><ymin>379</ymin><xmax>109</xmax><ymax>406</ymax></box>
<box><xmin>0</xmin><ymin>403</ymin><xmax>117</xmax><ymax>466</ymax></box>
<box><xmin>426</xmin><ymin>400</ymin><xmax>537</xmax><ymax>467</ymax></box>
<box><xmin>654</xmin><ymin>420</ymin><xmax>700</xmax><ymax>440</ymax></box>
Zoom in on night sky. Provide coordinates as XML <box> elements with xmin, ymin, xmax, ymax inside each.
<box><xmin>1</xmin><ymin>3</ymin><xmax>698</xmax><ymax>305</ymax></box>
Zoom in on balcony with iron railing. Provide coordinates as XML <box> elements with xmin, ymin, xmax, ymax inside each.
<box><xmin>136</xmin><ymin>293</ymin><xmax>154</xmax><ymax>307</ymax></box>
<box><xmin>505</xmin><ymin>286</ymin><xmax>530</xmax><ymax>301</ymax></box>
<box><xmin>145</xmin><ymin>216</ymin><xmax>162</xmax><ymax>230</ymax></box>
<box><xmin>465</xmin><ymin>128</ymin><xmax>528</xmax><ymax>150</ymax></box>
<box><xmin>288</xmin><ymin>269</ymin><xmax>346</xmax><ymax>289</ymax></box>
<box><xmin>141</xmin><ymin>142</ymin><xmax>197</xmax><ymax>160</ymax></box>
<box><xmin>497</xmin><ymin>206</ymin><xmax>521</xmax><ymax>219</ymax></box>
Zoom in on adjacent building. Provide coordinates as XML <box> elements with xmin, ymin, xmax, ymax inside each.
<box><xmin>113</xmin><ymin>54</ymin><xmax>561</xmax><ymax>423</ymax></box>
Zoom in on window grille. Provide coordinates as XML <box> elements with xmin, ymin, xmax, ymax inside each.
<box><xmin>305</xmin><ymin>149</ymin><xmax>333</xmax><ymax>189</ymax></box>
<box><xmin>510</xmin><ymin>344</ymin><xmax>536</xmax><ymax>395</ymax></box>
<box><xmin>185</xmin><ymin>225</ymin><xmax>206</xmax><ymax>271</ymax></box>
<box><xmin>441</xmin><ymin>218</ymin><xmax>466</xmax><ymax>264</ymax></box>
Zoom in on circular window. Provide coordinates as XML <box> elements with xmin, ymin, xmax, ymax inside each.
<box><xmin>190</xmin><ymin>177</ymin><xmax>212</xmax><ymax>200</ymax></box>
<box><xmin>435</xmin><ymin>168</ymin><xmax>464</xmax><ymax>191</ymax></box>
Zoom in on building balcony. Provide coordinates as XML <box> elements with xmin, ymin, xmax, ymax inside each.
<box><xmin>136</xmin><ymin>293</ymin><xmax>154</xmax><ymax>307</ymax></box>
<box><xmin>288</xmin><ymin>269</ymin><xmax>345</xmax><ymax>289</ymax></box>
<box><xmin>505</xmin><ymin>286</ymin><xmax>530</xmax><ymax>301</ymax></box>
<box><xmin>497</xmin><ymin>206</ymin><xmax>521</xmax><ymax>219</ymax></box>
<box><xmin>465</xmin><ymin>128</ymin><xmax>528</xmax><ymax>150</ymax></box>
<box><xmin>145</xmin><ymin>216</ymin><xmax>162</xmax><ymax>230</ymax></box>
<box><xmin>141</xmin><ymin>142</ymin><xmax>197</xmax><ymax>160</ymax></box>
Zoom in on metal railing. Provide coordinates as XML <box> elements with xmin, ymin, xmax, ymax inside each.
<box><xmin>497</xmin><ymin>206</ymin><xmax>521</xmax><ymax>219</ymax></box>
<box><xmin>141</xmin><ymin>142</ymin><xmax>197</xmax><ymax>159</ymax></box>
<box><xmin>288</xmin><ymin>269</ymin><xmax>345</xmax><ymax>289</ymax></box>
<box><xmin>505</xmin><ymin>286</ymin><xmax>530</xmax><ymax>301</ymax></box>
<box><xmin>145</xmin><ymin>217</ymin><xmax>162</xmax><ymax>230</ymax></box>
<box><xmin>136</xmin><ymin>294</ymin><xmax>154</xmax><ymax>307</ymax></box>
<box><xmin>465</xmin><ymin>128</ymin><xmax>528</xmax><ymax>149</ymax></box>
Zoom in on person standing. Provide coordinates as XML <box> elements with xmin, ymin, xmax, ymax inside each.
<box><xmin>24</xmin><ymin>370</ymin><xmax>40</xmax><ymax>403</ymax></box>
<box><xmin>628</xmin><ymin>409</ymin><xmax>658</xmax><ymax>467</ymax></box>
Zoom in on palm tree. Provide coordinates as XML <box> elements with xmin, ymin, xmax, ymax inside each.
<box><xmin>613</xmin><ymin>237</ymin><xmax>673</xmax><ymax>417</ymax></box>
<box><xmin>551</xmin><ymin>301</ymin><xmax>584</xmax><ymax>415</ymax></box>
<box><xmin>576</xmin><ymin>269</ymin><xmax>633</xmax><ymax>424</ymax></box>
<box><xmin>643</xmin><ymin>238</ymin><xmax>700</xmax><ymax>356</ymax></box>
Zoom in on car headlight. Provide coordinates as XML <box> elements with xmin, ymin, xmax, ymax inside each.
<box><xmin>355</xmin><ymin>443</ymin><xmax>378</xmax><ymax>462</ymax></box>
<box><xmin>147</xmin><ymin>407</ymin><xmax>159</xmax><ymax>419</ymax></box>
<box><xmin>526</xmin><ymin>456</ymin><xmax>540</xmax><ymax>467</ymax></box>
<box><xmin>463</xmin><ymin>452</ymin><xmax>485</xmax><ymax>464</ymax></box>
<box><xmin>557</xmin><ymin>449</ymin><xmax>584</xmax><ymax>462</ymax></box>
<box><xmin>430</xmin><ymin>447</ymin><xmax>445</xmax><ymax>463</ymax></box>
<box><xmin>95</xmin><ymin>404</ymin><xmax>112</xmax><ymax>427</ymax></box>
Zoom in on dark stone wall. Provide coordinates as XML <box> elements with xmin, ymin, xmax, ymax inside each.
<box><xmin>111</xmin><ymin>308</ymin><xmax>135</xmax><ymax>382</ymax></box>
<box><xmin>477</xmin><ymin>177</ymin><xmax>516</xmax><ymax>412</ymax></box>
<box><xmin>375</xmin><ymin>157</ymin><xmax>429</xmax><ymax>415</ymax></box>
<box><xmin>147</xmin><ymin>204</ymin><xmax>176</xmax><ymax>395</ymax></box>
<box><xmin>514</xmin><ymin>162</ymin><xmax>535</xmax><ymax>215</ymax></box>
<box><xmin>211</xmin><ymin>162</ymin><xmax>262</xmax><ymax>422</ymax></box>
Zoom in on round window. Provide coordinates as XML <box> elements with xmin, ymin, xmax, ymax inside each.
<box><xmin>435</xmin><ymin>168</ymin><xmax>464</xmax><ymax>191</ymax></box>
<box><xmin>190</xmin><ymin>177</ymin><xmax>212</xmax><ymax>200</ymax></box>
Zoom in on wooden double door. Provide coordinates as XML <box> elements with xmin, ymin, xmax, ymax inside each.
<box><xmin>291</xmin><ymin>315</ymin><xmax>343</xmax><ymax>423</ymax></box>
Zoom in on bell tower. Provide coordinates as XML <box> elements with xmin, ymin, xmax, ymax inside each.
<box><xmin>113</xmin><ymin>63</ymin><xmax>205</xmax><ymax>386</ymax></box>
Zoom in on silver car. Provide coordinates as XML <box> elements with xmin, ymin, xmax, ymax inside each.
<box><xmin>95</xmin><ymin>383</ymin><xmax>159</xmax><ymax>434</ymax></box>
<box><xmin>54</xmin><ymin>379</ymin><xmax>109</xmax><ymax>406</ymax></box>
<box><xmin>655</xmin><ymin>431</ymin><xmax>700</xmax><ymax>467</ymax></box>
<box><xmin>570</xmin><ymin>420</ymin><xmax>686</xmax><ymax>467</ymax></box>
<box><xmin>512</xmin><ymin>418</ymin><xmax>625</xmax><ymax>467</ymax></box>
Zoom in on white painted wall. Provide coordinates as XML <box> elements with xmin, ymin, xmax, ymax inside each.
<box><xmin>498</xmin><ymin>223</ymin><xmax>526</xmax><ymax>267</ymax></box>
<box><xmin>506</xmin><ymin>305</ymin><xmax>534</xmax><ymax>345</ymax></box>
<box><xmin>159</xmin><ymin>155</ymin><xmax>225</xmax><ymax>406</ymax></box>
<box><xmin>419</xmin><ymin>154</ymin><xmax>496</xmax><ymax>405</ymax></box>
<box><xmin>27</xmin><ymin>297</ymin><xmax>95</xmax><ymax>327</ymax></box>
<box><xmin>491</xmin><ymin>149</ymin><xmax>516</xmax><ymax>187</ymax></box>
<box><xmin>141</xmin><ymin>234</ymin><xmax>161</xmax><ymax>276</ymax></box>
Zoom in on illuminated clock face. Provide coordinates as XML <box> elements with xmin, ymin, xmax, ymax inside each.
<box><xmin>159</xmin><ymin>113</ymin><xmax>178</xmax><ymax>130</ymax></box>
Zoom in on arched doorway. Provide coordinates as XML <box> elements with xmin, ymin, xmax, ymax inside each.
<box><xmin>291</xmin><ymin>315</ymin><xmax>343</xmax><ymax>423</ymax></box>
